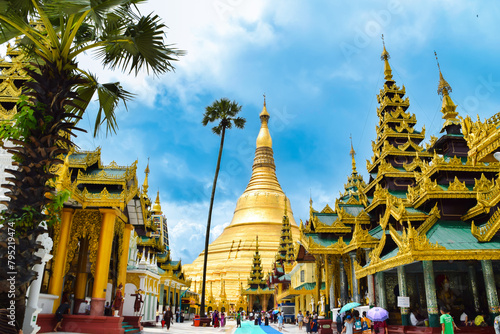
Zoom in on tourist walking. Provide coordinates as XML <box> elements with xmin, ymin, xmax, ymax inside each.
<box><xmin>342</xmin><ymin>315</ymin><xmax>355</xmax><ymax>334</ymax></box>
<box><xmin>278</xmin><ymin>311</ymin><xmax>284</xmax><ymax>331</ymax></box>
<box><xmin>213</xmin><ymin>310</ymin><xmax>220</xmax><ymax>328</ymax></box>
<box><xmin>440</xmin><ymin>307</ymin><xmax>459</xmax><ymax>334</ymax></box>
<box><xmin>237</xmin><ymin>311</ymin><xmax>242</xmax><ymax>328</ymax></box>
<box><xmin>298</xmin><ymin>310</ymin><xmax>304</xmax><ymax>330</ymax></box>
<box><xmin>311</xmin><ymin>314</ymin><xmax>319</xmax><ymax>334</ymax></box>
<box><xmin>221</xmin><ymin>311</ymin><xmax>225</xmax><ymax>327</ymax></box>
<box><xmin>163</xmin><ymin>306</ymin><xmax>173</xmax><ymax>330</ymax></box>
<box><xmin>305</xmin><ymin>311</ymin><xmax>311</xmax><ymax>333</ymax></box>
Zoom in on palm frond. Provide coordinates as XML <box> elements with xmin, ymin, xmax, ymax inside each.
<box><xmin>96</xmin><ymin>13</ymin><xmax>184</xmax><ymax>75</ymax></box>
<box><xmin>94</xmin><ymin>81</ymin><xmax>134</xmax><ymax>136</ymax></box>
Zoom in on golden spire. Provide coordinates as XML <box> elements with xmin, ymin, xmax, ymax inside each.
<box><xmin>255</xmin><ymin>235</ymin><xmax>259</xmax><ymax>252</ymax></box>
<box><xmin>381</xmin><ymin>34</ymin><xmax>393</xmax><ymax>80</ymax></box>
<box><xmin>434</xmin><ymin>51</ymin><xmax>459</xmax><ymax>132</ymax></box>
<box><xmin>350</xmin><ymin>134</ymin><xmax>357</xmax><ymax>175</ymax></box>
<box><xmin>242</xmin><ymin>99</ymin><xmax>283</xmax><ymax>194</ymax></box>
<box><xmin>152</xmin><ymin>190</ymin><xmax>162</xmax><ymax>214</ymax></box>
<box><xmin>256</xmin><ymin>95</ymin><xmax>272</xmax><ymax>148</ymax></box>
<box><xmin>143</xmin><ymin>158</ymin><xmax>150</xmax><ymax>194</ymax></box>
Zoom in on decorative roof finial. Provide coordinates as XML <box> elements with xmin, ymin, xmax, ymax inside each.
<box><xmin>263</xmin><ymin>93</ymin><xmax>266</xmax><ymax>107</ymax></box>
<box><xmin>350</xmin><ymin>134</ymin><xmax>358</xmax><ymax>174</ymax></box>
<box><xmin>380</xmin><ymin>34</ymin><xmax>393</xmax><ymax>80</ymax></box>
<box><xmin>435</xmin><ymin>51</ymin><xmax>452</xmax><ymax>96</ymax></box>
<box><xmin>143</xmin><ymin>157</ymin><xmax>150</xmax><ymax>194</ymax></box>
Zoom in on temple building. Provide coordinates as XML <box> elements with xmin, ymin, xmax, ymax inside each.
<box><xmin>184</xmin><ymin>100</ymin><xmax>300</xmax><ymax>310</ymax></box>
<box><xmin>294</xmin><ymin>41</ymin><xmax>500</xmax><ymax>331</ymax></box>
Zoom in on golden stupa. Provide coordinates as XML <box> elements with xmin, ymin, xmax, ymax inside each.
<box><xmin>184</xmin><ymin>99</ymin><xmax>299</xmax><ymax>306</ymax></box>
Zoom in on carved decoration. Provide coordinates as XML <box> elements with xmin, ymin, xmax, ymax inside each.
<box><xmin>448</xmin><ymin>176</ymin><xmax>468</xmax><ymax>191</ymax></box>
<box><xmin>64</xmin><ymin>209</ymin><xmax>102</xmax><ymax>275</ymax></box>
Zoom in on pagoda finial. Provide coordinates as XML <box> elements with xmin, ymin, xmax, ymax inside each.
<box><xmin>143</xmin><ymin>158</ymin><xmax>150</xmax><ymax>194</ymax></box>
<box><xmin>350</xmin><ymin>134</ymin><xmax>357</xmax><ymax>175</ymax></box>
<box><xmin>284</xmin><ymin>197</ymin><xmax>287</xmax><ymax>216</ymax></box>
<box><xmin>435</xmin><ymin>51</ymin><xmax>452</xmax><ymax>96</ymax></box>
<box><xmin>152</xmin><ymin>189</ymin><xmax>162</xmax><ymax>214</ymax></box>
<box><xmin>381</xmin><ymin>34</ymin><xmax>393</xmax><ymax>80</ymax></box>
<box><xmin>257</xmin><ymin>96</ymin><xmax>272</xmax><ymax>148</ymax></box>
<box><xmin>256</xmin><ymin>235</ymin><xmax>259</xmax><ymax>252</ymax></box>
<box><xmin>434</xmin><ymin>51</ymin><xmax>459</xmax><ymax>133</ymax></box>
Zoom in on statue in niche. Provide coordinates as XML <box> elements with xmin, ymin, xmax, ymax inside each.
<box><xmin>437</xmin><ymin>276</ymin><xmax>456</xmax><ymax>311</ymax></box>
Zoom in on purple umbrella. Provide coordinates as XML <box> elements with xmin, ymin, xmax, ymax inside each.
<box><xmin>366</xmin><ymin>307</ymin><xmax>389</xmax><ymax>322</ymax></box>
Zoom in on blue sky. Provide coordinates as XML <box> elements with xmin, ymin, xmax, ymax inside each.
<box><xmin>72</xmin><ymin>1</ymin><xmax>500</xmax><ymax>264</ymax></box>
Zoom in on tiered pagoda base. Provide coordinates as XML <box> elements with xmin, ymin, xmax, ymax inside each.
<box><xmin>37</xmin><ymin>314</ymin><xmax>125</xmax><ymax>334</ymax></box>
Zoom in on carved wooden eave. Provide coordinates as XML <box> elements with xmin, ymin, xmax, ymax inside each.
<box><xmin>376</xmin><ymin>95</ymin><xmax>410</xmax><ymax>116</ymax></box>
<box><xmin>364</xmin><ymin>171</ymin><xmax>417</xmax><ymax>195</ymax></box>
<box><xmin>419</xmin><ymin>153</ymin><xmax>499</xmax><ymax>179</ymax></box>
<box><xmin>471</xmin><ymin>208</ymin><xmax>500</xmax><ymax>242</ymax></box>
<box><xmin>320</xmin><ymin>204</ymin><xmax>334</xmax><ymax>213</ymax></box>
<box><xmin>68</xmin><ymin>183</ymin><xmax>138</xmax><ymax>210</ymax></box>
<box><xmin>300</xmin><ymin>234</ymin><xmax>349</xmax><ymax>255</ymax></box>
<box><xmin>313</xmin><ymin>216</ymin><xmax>352</xmax><ymax>234</ymax></box>
<box><xmin>402</xmin><ymin>156</ymin><xmax>424</xmax><ymax>172</ymax></box>
<box><xmin>367</xmin><ymin>150</ymin><xmax>433</xmax><ymax>174</ymax></box>
<box><xmin>66</xmin><ymin>148</ymin><xmax>103</xmax><ymax>170</ymax></box>
<box><xmin>372</xmin><ymin>128</ymin><xmax>426</xmax><ymax>153</ymax></box>
<box><xmin>347</xmin><ymin>222</ymin><xmax>380</xmax><ymax>252</ymax></box>
<box><xmin>463</xmin><ymin>175</ymin><xmax>500</xmax><ymax>221</ymax></box>
<box><xmin>462</xmin><ymin>114</ymin><xmax>500</xmax><ymax>164</ymax></box>
<box><xmin>410</xmin><ymin>175</ymin><xmax>476</xmax><ymax>209</ymax></box>
<box><xmin>416</xmin><ymin>204</ymin><xmax>441</xmax><ymax>234</ymax></box>
<box><xmin>356</xmin><ymin>224</ymin><xmax>449</xmax><ymax>278</ymax></box>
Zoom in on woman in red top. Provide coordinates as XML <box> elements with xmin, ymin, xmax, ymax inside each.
<box><xmin>372</xmin><ymin>320</ymin><xmax>388</xmax><ymax>334</ymax></box>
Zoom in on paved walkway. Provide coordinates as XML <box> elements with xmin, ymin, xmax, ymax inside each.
<box><xmin>141</xmin><ymin>320</ymin><xmax>307</xmax><ymax>334</ymax></box>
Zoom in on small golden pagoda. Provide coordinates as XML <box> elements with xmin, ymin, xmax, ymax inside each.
<box><xmin>184</xmin><ymin>99</ymin><xmax>300</xmax><ymax>309</ymax></box>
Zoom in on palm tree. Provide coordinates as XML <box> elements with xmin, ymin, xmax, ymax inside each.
<box><xmin>0</xmin><ymin>0</ymin><xmax>183</xmax><ymax>328</ymax></box>
<box><xmin>200</xmin><ymin>98</ymin><xmax>245</xmax><ymax>317</ymax></box>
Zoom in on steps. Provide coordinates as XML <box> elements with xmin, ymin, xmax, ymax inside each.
<box><xmin>122</xmin><ymin>321</ymin><xmax>141</xmax><ymax>334</ymax></box>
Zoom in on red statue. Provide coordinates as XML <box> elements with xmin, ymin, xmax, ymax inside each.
<box><xmin>113</xmin><ymin>283</ymin><xmax>124</xmax><ymax>315</ymax></box>
<box><xmin>131</xmin><ymin>289</ymin><xmax>144</xmax><ymax>315</ymax></box>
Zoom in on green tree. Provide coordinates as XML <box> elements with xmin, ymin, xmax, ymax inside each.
<box><xmin>200</xmin><ymin>98</ymin><xmax>245</xmax><ymax>317</ymax></box>
<box><xmin>0</xmin><ymin>0</ymin><xmax>183</xmax><ymax>329</ymax></box>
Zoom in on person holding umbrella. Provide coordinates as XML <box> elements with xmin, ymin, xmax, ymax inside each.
<box><xmin>367</xmin><ymin>307</ymin><xmax>389</xmax><ymax>334</ymax></box>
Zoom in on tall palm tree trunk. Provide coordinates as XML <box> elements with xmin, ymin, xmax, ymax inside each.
<box><xmin>200</xmin><ymin>126</ymin><xmax>226</xmax><ymax>318</ymax></box>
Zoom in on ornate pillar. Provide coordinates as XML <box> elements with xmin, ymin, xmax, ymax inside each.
<box><xmin>397</xmin><ymin>266</ymin><xmax>409</xmax><ymax>326</ymax></box>
<box><xmin>159</xmin><ymin>284</ymin><xmax>164</xmax><ymax>314</ymax></box>
<box><xmin>23</xmin><ymin>223</ymin><xmax>53</xmax><ymax>334</ymax></box>
<box><xmin>340</xmin><ymin>257</ymin><xmax>348</xmax><ymax>305</ymax></box>
<box><xmin>73</xmin><ymin>237</ymin><xmax>89</xmax><ymax>313</ymax></box>
<box><xmin>329</xmin><ymin>256</ymin><xmax>335</xmax><ymax>311</ymax></box>
<box><xmin>375</xmin><ymin>272</ymin><xmax>387</xmax><ymax>309</ymax></box>
<box><xmin>49</xmin><ymin>208</ymin><xmax>75</xmax><ymax>312</ymax></box>
<box><xmin>90</xmin><ymin>209</ymin><xmax>116</xmax><ymax>316</ymax></box>
<box><xmin>365</xmin><ymin>249</ymin><xmax>375</xmax><ymax>306</ymax></box>
<box><xmin>315</xmin><ymin>257</ymin><xmax>322</xmax><ymax>311</ymax></box>
<box><xmin>467</xmin><ymin>263</ymin><xmax>481</xmax><ymax>313</ymax></box>
<box><xmin>481</xmin><ymin>260</ymin><xmax>500</xmax><ymax>323</ymax></box>
<box><xmin>117</xmin><ymin>224</ymin><xmax>134</xmax><ymax>287</ymax></box>
<box><xmin>422</xmin><ymin>261</ymin><xmax>439</xmax><ymax>327</ymax></box>
<box><xmin>349</xmin><ymin>252</ymin><xmax>360</xmax><ymax>303</ymax></box>
<box><xmin>325</xmin><ymin>255</ymin><xmax>330</xmax><ymax>307</ymax></box>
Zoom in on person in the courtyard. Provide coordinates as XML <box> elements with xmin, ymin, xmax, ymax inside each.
<box><xmin>494</xmin><ymin>306</ymin><xmax>500</xmax><ymax>334</ymax></box>
<box><xmin>53</xmin><ymin>300</ymin><xmax>70</xmax><ymax>332</ymax></box>
<box><xmin>372</xmin><ymin>318</ymin><xmax>388</xmax><ymax>334</ymax></box>
<box><xmin>278</xmin><ymin>311</ymin><xmax>284</xmax><ymax>331</ymax></box>
<box><xmin>163</xmin><ymin>306</ymin><xmax>173</xmax><ymax>330</ymax></box>
<box><xmin>440</xmin><ymin>307</ymin><xmax>459</xmax><ymax>334</ymax></box>
<box><xmin>298</xmin><ymin>310</ymin><xmax>304</xmax><ymax>330</ymax></box>
<box><xmin>236</xmin><ymin>311</ymin><xmax>242</xmax><ymax>328</ymax></box>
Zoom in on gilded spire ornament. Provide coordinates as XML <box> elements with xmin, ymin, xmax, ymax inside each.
<box><xmin>143</xmin><ymin>158</ymin><xmax>150</xmax><ymax>194</ymax></box>
<box><xmin>381</xmin><ymin>35</ymin><xmax>393</xmax><ymax>80</ymax></box>
<box><xmin>434</xmin><ymin>51</ymin><xmax>460</xmax><ymax>132</ymax></box>
<box><xmin>350</xmin><ymin>134</ymin><xmax>357</xmax><ymax>175</ymax></box>
<box><xmin>152</xmin><ymin>190</ymin><xmax>162</xmax><ymax>214</ymax></box>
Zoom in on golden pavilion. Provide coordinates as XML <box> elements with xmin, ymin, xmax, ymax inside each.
<box><xmin>184</xmin><ymin>100</ymin><xmax>300</xmax><ymax>311</ymax></box>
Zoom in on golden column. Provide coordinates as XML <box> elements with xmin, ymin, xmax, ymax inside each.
<box><xmin>90</xmin><ymin>209</ymin><xmax>117</xmax><ymax>316</ymax></box>
<box><xmin>117</xmin><ymin>224</ymin><xmax>134</xmax><ymax>287</ymax></box>
<box><xmin>73</xmin><ymin>237</ymin><xmax>89</xmax><ymax>313</ymax></box>
<box><xmin>49</xmin><ymin>208</ymin><xmax>75</xmax><ymax>312</ymax></box>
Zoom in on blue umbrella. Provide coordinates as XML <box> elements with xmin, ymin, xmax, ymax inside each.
<box><xmin>339</xmin><ymin>302</ymin><xmax>361</xmax><ymax>313</ymax></box>
<box><xmin>366</xmin><ymin>307</ymin><xmax>389</xmax><ymax>322</ymax></box>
